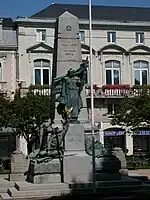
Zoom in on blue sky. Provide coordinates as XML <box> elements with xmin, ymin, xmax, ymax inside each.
<box><xmin>1</xmin><ymin>0</ymin><xmax>150</xmax><ymax>18</ymax></box>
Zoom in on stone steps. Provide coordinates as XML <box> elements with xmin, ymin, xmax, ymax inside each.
<box><xmin>129</xmin><ymin>174</ymin><xmax>148</xmax><ymax>182</ymax></box>
<box><xmin>0</xmin><ymin>193</ymin><xmax>12</xmax><ymax>200</ymax></box>
<box><xmin>15</xmin><ymin>181</ymin><xmax>69</xmax><ymax>191</ymax></box>
<box><xmin>0</xmin><ymin>178</ymin><xmax>150</xmax><ymax>200</ymax></box>
<box><xmin>69</xmin><ymin>177</ymin><xmax>142</xmax><ymax>189</ymax></box>
<box><xmin>7</xmin><ymin>187</ymin><xmax>71</xmax><ymax>199</ymax></box>
<box><xmin>5</xmin><ymin>183</ymin><xmax>149</xmax><ymax>199</ymax></box>
<box><xmin>0</xmin><ymin>180</ymin><xmax>15</xmax><ymax>194</ymax></box>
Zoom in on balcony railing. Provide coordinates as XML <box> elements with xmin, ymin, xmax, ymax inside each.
<box><xmin>20</xmin><ymin>84</ymin><xmax>150</xmax><ymax>98</ymax></box>
<box><xmin>85</xmin><ymin>85</ymin><xmax>150</xmax><ymax>98</ymax></box>
<box><xmin>20</xmin><ymin>85</ymin><xmax>51</xmax><ymax>97</ymax></box>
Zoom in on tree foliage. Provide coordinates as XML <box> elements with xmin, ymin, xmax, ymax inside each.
<box><xmin>0</xmin><ymin>92</ymin><xmax>50</xmax><ymax>154</ymax></box>
<box><xmin>111</xmin><ymin>93</ymin><xmax>150</xmax><ymax>129</ymax></box>
<box><xmin>0</xmin><ymin>95</ymin><xmax>12</xmax><ymax>130</ymax></box>
<box><xmin>10</xmin><ymin>92</ymin><xmax>50</xmax><ymax>154</ymax></box>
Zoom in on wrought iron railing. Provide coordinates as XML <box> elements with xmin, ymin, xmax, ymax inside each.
<box><xmin>20</xmin><ymin>84</ymin><xmax>150</xmax><ymax>98</ymax></box>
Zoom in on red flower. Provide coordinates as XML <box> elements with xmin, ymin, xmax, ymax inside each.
<box><xmin>102</xmin><ymin>84</ymin><xmax>130</xmax><ymax>90</ymax></box>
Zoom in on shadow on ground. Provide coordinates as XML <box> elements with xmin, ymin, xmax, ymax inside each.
<box><xmin>47</xmin><ymin>192</ymin><xmax>150</xmax><ymax>200</ymax></box>
<box><xmin>45</xmin><ymin>153</ymin><xmax>150</xmax><ymax>200</ymax></box>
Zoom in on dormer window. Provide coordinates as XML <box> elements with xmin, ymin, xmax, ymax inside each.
<box><xmin>36</xmin><ymin>29</ymin><xmax>46</xmax><ymax>43</ymax></box>
<box><xmin>107</xmin><ymin>32</ymin><xmax>116</xmax><ymax>43</ymax></box>
<box><xmin>136</xmin><ymin>32</ymin><xmax>144</xmax><ymax>44</ymax></box>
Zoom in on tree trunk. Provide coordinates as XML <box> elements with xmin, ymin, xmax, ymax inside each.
<box><xmin>27</xmin><ymin>142</ymin><xmax>33</xmax><ymax>155</ymax></box>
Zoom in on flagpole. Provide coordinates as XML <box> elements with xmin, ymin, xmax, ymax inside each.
<box><xmin>88</xmin><ymin>0</ymin><xmax>96</xmax><ymax>193</ymax></box>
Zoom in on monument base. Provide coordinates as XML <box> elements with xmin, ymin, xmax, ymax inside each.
<box><xmin>27</xmin><ymin>159</ymin><xmax>61</xmax><ymax>184</ymax></box>
<box><xmin>64</xmin><ymin>151</ymin><xmax>92</xmax><ymax>183</ymax></box>
<box><xmin>112</xmin><ymin>147</ymin><xmax>129</xmax><ymax>176</ymax></box>
<box><xmin>96</xmin><ymin>172</ymin><xmax>121</xmax><ymax>181</ymax></box>
<box><xmin>63</xmin><ymin>123</ymin><xmax>92</xmax><ymax>183</ymax></box>
<box><xmin>95</xmin><ymin>152</ymin><xmax>122</xmax><ymax>181</ymax></box>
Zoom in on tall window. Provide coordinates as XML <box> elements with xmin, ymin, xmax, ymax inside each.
<box><xmin>34</xmin><ymin>59</ymin><xmax>50</xmax><ymax>85</ymax></box>
<box><xmin>107</xmin><ymin>104</ymin><xmax>118</xmax><ymax>115</ymax></box>
<box><xmin>134</xmin><ymin>60</ymin><xmax>148</xmax><ymax>85</ymax></box>
<box><xmin>107</xmin><ymin>32</ymin><xmax>116</xmax><ymax>43</ymax></box>
<box><xmin>105</xmin><ymin>60</ymin><xmax>120</xmax><ymax>85</ymax></box>
<box><xmin>136</xmin><ymin>32</ymin><xmax>144</xmax><ymax>44</ymax></box>
<box><xmin>36</xmin><ymin>29</ymin><xmax>46</xmax><ymax>43</ymax></box>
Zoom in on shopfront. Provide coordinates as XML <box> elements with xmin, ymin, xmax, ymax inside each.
<box><xmin>104</xmin><ymin>128</ymin><xmax>126</xmax><ymax>151</ymax></box>
<box><xmin>133</xmin><ymin>129</ymin><xmax>150</xmax><ymax>155</ymax></box>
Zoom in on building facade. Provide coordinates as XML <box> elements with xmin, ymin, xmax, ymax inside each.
<box><xmin>15</xmin><ymin>3</ymin><xmax>150</xmax><ymax>155</ymax></box>
<box><xmin>0</xmin><ymin>18</ymin><xmax>17</xmax><ymax>159</ymax></box>
<box><xmin>0</xmin><ymin>18</ymin><xmax>17</xmax><ymax>95</ymax></box>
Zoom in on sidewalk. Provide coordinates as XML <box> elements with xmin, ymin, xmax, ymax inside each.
<box><xmin>128</xmin><ymin>169</ymin><xmax>150</xmax><ymax>178</ymax></box>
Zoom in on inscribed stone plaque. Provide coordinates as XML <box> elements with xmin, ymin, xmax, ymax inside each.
<box><xmin>58</xmin><ymin>39</ymin><xmax>81</xmax><ymax>62</ymax></box>
<box><xmin>65</xmin><ymin>124</ymin><xmax>85</xmax><ymax>151</ymax></box>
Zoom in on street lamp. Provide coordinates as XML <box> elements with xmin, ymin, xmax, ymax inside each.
<box><xmin>88</xmin><ymin>0</ymin><xmax>96</xmax><ymax>193</ymax></box>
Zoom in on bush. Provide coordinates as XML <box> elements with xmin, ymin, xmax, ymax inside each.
<box><xmin>126</xmin><ymin>155</ymin><xmax>150</xmax><ymax>169</ymax></box>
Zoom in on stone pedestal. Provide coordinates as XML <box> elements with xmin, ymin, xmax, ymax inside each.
<box><xmin>63</xmin><ymin>124</ymin><xmax>92</xmax><ymax>183</ymax></box>
<box><xmin>9</xmin><ymin>150</ymin><xmax>29</xmax><ymax>181</ymax></box>
<box><xmin>27</xmin><ymin>159</ymin><xmax>61</xmax><ymax>184</ymax></box>
<box><xmin>112</xmin><ymin>147</ymin><xmax>128</xmax><ymax>176</ymax></box>
<box><xmin>95</xmin><ymin>155</ymin><xmax>121</xmax><ymax>181</ymax></box>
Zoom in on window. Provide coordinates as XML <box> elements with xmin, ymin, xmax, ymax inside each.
<box><xmin>0</xmin><ymin>63</ymin><xmax>2</xmax><ymax>82</ymax></box>
<box><xmin>34</xmin><ymin>59</ymin><xmax>50</xmax><ymax>85</ymax></box>
<box><xmin>136</xmin><ymin>32</ymin><xmax>144</xmax><ymax>44</ymax></box>
<box><xmin>105</xmin><ymin>60</ymin><xmax>120</xmax><ymax>85</ymax></box>
<box><xmin>133</xmin><ymin>136</ymin><xmax>149</xmax><ymax>154</ymax></box>
<box><xmin>79</xmin><ymin>31</ymin><xmax>85</xmax><ymax>43</ymax></box>
<box><xmin>107</xmin><ymin>104</ymin><xmax>118</xmax><ymax>115</ymax></box>
<box><xmin>36</xmin><ymin>29</ymin><xmax>46</xmax><ymax>42</ymax></box>
<box><xmin>107</xmin><ymin>32</ymin><xmax>116</xmax><ymax>43</ymax></box>
<box><xmin>134</xmin><ymin>60</ymin><xmax>148</xmax><ymax>85</ymax></box>
<box><xmin>104</xmin><ymin>136</ymin><xmax>125</xmax><ymax>150</ymax></box>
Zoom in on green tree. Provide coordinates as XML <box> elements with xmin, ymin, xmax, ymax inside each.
<box><xmin>111</xmin><ymin>93</ymin><xmax>150</xmax><ymax>130</ymax></box>
<box><xmin>10</xmin><ymin>92</ymin><xmax>50</xmax><ymax>154</ymax></box>
<box><xmin>0</xmin><ymin>95</ymin><xmax>12</xmax><ymax>130</ymax></box>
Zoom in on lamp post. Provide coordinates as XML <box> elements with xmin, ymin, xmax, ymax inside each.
<box><xmin>88</xmin><ymin>0</ymin><xmax>96</xmax><ymax>193</ymax></box>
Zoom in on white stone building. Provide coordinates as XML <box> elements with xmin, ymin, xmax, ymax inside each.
<box><xmin>15</xmin><ymin>3</ymin><xmax>150</xmax><ymax>155</ymax></box>
<box><xmin>0</xmin><ymin>18</ymin><xmax>17</xmax><ymax>95</ymax></box>
<box><xmin>0</xmin><ymin>18</ymin><xmax>17</xmax><ymax>159</ymax></box>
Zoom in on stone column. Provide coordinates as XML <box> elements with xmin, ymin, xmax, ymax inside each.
<box><xmin>125</xmin><ymin>133</ymin><xmax>133</xmax><ymax>155</ymax></box>
<box><xmin>20</xmin><ymin>137</ymin><xmax>28</xmax><ymax>156</ymax></box>
<box><xmin>99</xmin><ymin>130</ymin><xmax>104</xmax><ymax>145</ymax></box>
<box><xmin>15</xmin><ymin>135</ymin><xmax>21</xmax><ymax>152</ymax></box>
<box><xmin>8</xmin><ymin>135</ymin><xmax>29</xmax><ymax>181</ymax></box>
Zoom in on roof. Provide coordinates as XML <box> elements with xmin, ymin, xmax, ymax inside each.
<box><xmin>0</xmin><ymin>18</ymin><xmax>17</xmax><ymax>30</ymax></box>
<box><xmin>31</xmin><ymin>3</ymin><xmax>150</xmax><ymax>22</ymax></box>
